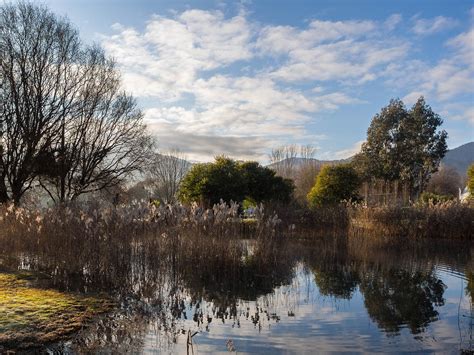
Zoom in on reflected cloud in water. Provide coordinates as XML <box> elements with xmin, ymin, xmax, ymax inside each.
<box><xmin>3</xmin><ymin>235</ymin><xmax>473</xmax><ymax>353</ymax></box>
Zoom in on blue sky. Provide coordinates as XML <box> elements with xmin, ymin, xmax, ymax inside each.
<box><xmin>39</xmin><ymin>0</ymin><xmax>473</xmax><ymax>162</ymax></box>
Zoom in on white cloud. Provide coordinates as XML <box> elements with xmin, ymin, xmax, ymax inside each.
<box><xmin>100</xmin><ymin>10</ymin><xmax>375</xmax><ymax>160</ymax></box>
<box><xmin>271</xmin><ymin>40</ymin><xmax>408</xmax><ymax>83</ymax></box>
<box><xmin>256</xmin><ymin>20</ymin><xmax>376</xmax><ymax>55</ymax></box>
<box><xmin>385</xmin><ymin>26</ymin><xmax>473</xmax><ymax>103</ymax></box>
<box><xmin>403</xmin><ymin>91</ymin><xmax>425</xmax><ymax>105</ymax></box>
<box><xmin>142</xmin><ymin>79</ymin><xmax>353</xmax><ymax>159</ymax></box>
<box><xmin>412</xmin><ymin>16</ymin><xmax>458</xmax><ymax>36</ymax></box>
<box><xmin>442</xmin><ymin>105</ymin><xmax>474</xmax><ymax>125</ymax></box>
<box><xmin>323</xmin><ymin>141</ymin><xmax>364</xmax><ymax>160</ymax></box>
<box><xmin>425</xmin><ymin>61</ymin><xmax>472</xmax><ymax>100</ymax></box>
<box><xmin>100</xmin><ymin>8</ymin><xmax>473</xmax><ymax>161</ymax></box>
<box><xmin>257</xmin><ymin>20</ymin><xmax>409</xmax><ymax>83</ymax></box>
<box><xmin>144</xmin><ymin>108</ymin><xmax>275</xmax><ymax>162</ymax></box>
<box><xmin>384</xmin><ymin>14</ymin><xmax>402</xmax><ymax>31</ymax></box>
<box><xmin>455</xmin><ymin>107</ymin><xmax>474</xmax><ymax>125</ymax></box>
<box><xmin>102</xmin><ymin>9</ymin><xmax>253</xmax><ymax>101</ymax></box>
<box><xmin>447</xmin><ymin>28</ymin><xmax>474</xmax><ymax>68</ymax></box>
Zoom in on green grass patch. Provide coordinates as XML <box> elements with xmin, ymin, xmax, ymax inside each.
<box><xmin>0</xmin><ymin>272</ymin><xmax>114</xmax><ymax>349</ymax></box>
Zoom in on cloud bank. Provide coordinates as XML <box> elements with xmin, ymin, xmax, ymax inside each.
<box><xmin>100</xmin><ymin>8</ymin><xmax>473</xmax><ymax>162</ymax></box>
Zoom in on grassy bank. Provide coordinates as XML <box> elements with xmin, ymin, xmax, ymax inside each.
<box><xmin>0</xmin><ymin>272</ymin><xmax>113</xmax><ymax>350</ymax></box>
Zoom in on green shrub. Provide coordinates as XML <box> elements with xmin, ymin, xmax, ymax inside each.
<box><xmin>242</xmin><ymin>198</ymin><xmax>256</xmax><ymax>211</ymax></box>
<box><xmin>178</xmin><ymin>156</ymin><xmax>293</xmax><ymax>206</ymax></box>
<box><xmin>418</xmin><ymin>192</ymin><xmax>454</xmax><ymax>205</ymax></box>
<box><xmin>307</xmin><ymin>165</ymin><xmax>361</xmax><ymax>208</ymax></box>
<box><xmin>468</xmin><ymin>164</ymin><xmax>474</xmax><ymax>199</ymax></box>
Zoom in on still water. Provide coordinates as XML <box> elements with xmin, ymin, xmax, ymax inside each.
<box><xmin>42</xmin><ymin>236</ymin><xmax>473</xmax><ymax>354</ymax></box>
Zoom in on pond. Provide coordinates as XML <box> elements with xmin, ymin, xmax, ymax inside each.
<box><xmin>2</xmin><ymin>235</ymin><xmax>473</xmax><ymax>353</ymax></box>
<box><xmin>27</xmin><ymin>235</ymin><xmax>470</xmax><ymax>354</ymax></box>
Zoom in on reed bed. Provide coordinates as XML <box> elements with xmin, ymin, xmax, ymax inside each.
<box><xmin>0</xmin><ymin>200</ymin><xmax>289</xmax><ymax>349</ymax></box>
<box><xmin>0</xmin><ymin>200</ymin><xmax>286</xmax><ymax>311</ymax></box>
<box><xmin>267</xmin><ymin>203</ymin><xmax>350</xmax><ymax>238</ymax></box>
<box><xmin>0</xmin><ymin>200</ymin><xmax>281</xmax><ymax>259</ymax></box>
<box><xmin>349</xmin><ymin>201</ymin><xmax>473</xmax><ymax>240</ymax></box>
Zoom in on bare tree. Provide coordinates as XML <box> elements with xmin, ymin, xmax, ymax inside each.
<box><xmin>0</xmin><ymin>2</ymin><xmax>151</xmax><ymax>204</ymax></box>
<box><xmin>268</xmin><ymin>144</ymin><xmax>299</xmax><ymax>179</ymax></box>
<box><xmin>39</xmin><ymin>47</ymin><xmax>151</xmax><ymax>203</ymax></box>
<box><xmin>426</xmin><ymin>165</ymin><xmax>463</xmax><ymax>197</ymax></box>
<box><xmin>0</xmin><ymin>2</ymin><xmax>82</xmax><ymax>203</ymax></box>
<box><xmin>299</xmin><ymin>144</ymin><xmax>317</xmax><ymax>162</ymax></box>
<box><xmin>147</xmin><ymin>149</ymin><xmax>190</xmax><ymax>203</ymax></box>
<box><xmin>296</xmin><ymin>145</ymin><xmax>320</xmax><ymax>203</ymax></box>
<box><xmin>269</xmin><ymin>144</ymin><xmax>319</xmax><ymax>204</ymax></box>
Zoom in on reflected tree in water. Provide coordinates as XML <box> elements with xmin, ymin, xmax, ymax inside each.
<box><xmin>466</xmin><ymin>271</ymin><xmax>473</xmax><ymax>302</ymax></box>
<box><xmin>360</xmin><ymin>269</ymin><xmax>445</xmax><ymax>334</ymax></box>
<box><xmin>312</xmin><ymin>265</ymin><xmax>360</xmax><ymax>299</ymax></box>
<box><xmin>306</xmin><ymin>236</ymin><xmax>360</xmax><ymax>299</ymax></box>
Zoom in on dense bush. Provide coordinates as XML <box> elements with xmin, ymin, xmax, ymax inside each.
<box><xmin>307</xmin><ymin>165</ymin><xmax>361</xmax><ymax>208</ymax></box>
<box><xmin>178</xmin><ymin>156</ymin><xmax>294</xmax><ymax>206</ymax></box>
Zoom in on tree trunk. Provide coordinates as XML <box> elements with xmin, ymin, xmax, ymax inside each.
<box><xmin>0</xmin><ymin>177</ymin><xmax>9</xmax><ymax>203</ymax></box>
<box><xmin>11</xmin><ymin>184</ymin><xmax>23</xmax><ymax>205</ymax></box>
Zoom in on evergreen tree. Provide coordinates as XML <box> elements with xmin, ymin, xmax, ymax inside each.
<box><xmin>354</xmin><ymin>97</ymin><xmax>447</xmax><ymax>198</ymax></box>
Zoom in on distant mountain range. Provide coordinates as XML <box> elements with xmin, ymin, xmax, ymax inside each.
<box><xmin>441</xmin><ymin>142</ymin><xmax>474</xmax><ymax>175</ymax></box>
<box><xmin>266</xmin><ymin>157</ymin><xmax>350</xmax><ymax>170</ymax></box>
<box><xmin>267</xmin><ymin>141</ymin><xmax>474</xmax><ymax>176</ymax></box>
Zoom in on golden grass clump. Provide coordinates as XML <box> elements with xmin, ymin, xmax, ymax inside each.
<box><xmin>0</xmin><ymin>273</ymin><xmax>114</xmax><ymax>349</ymax></box>
<box><xmin>349</xmin><ymin>201</ymin><xmax>473</xmax><ymax>239</ymax></box>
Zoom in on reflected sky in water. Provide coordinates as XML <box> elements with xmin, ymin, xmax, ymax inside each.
<box><xmin>133</xmin><ymin>268</ymin><xmax>470</xmax><ymax>354</ymax></box>
<box><xmin>44</xmin><ymin>236</ymin><xmax>473</xmax><ymax>354</ymax></box>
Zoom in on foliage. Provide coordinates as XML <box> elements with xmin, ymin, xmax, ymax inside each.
<box><xmin>242</xmin><ymin>198</ymin><xmax>257</xmax><ymax>211</ymax></box>
<box><xmin>178</xmin><ymin>156</ymin><xmax>294</xmax><ymax>206</ymax></box>
<box><xmin>361</xmin><ymin>269</ymin><xmax>445</xmax><ymax>334</ymax></box>
<box><xmin>418</xmin><ymin>192</ymin><xmax>454</xmax><ymax>205</ymax></box>
<box><xmin>468</xmin><ymin>164</ymin><xmax>474</xmax><ymax>198</ymax></box>
<box><xmin>307</xmin><ymin>165</ymin><xmax>361</xmax><ymax>208</ymax></box>
<box><xmin>178</xmin><ymin>157</ymin><xmax>245</xmax><ymax>206</ymax></box>
<box><xmin>353</xmin><ymin>97</ymin><xmax>447</xmax><ymax>198</ymax></box>
<box><xmin>294</xmin><ymin>162</ymin><xmax>321</xmax><ymax>205</ymax></box>
<box><xmin>313</xmin><ymin>266</ymin><xmax>360</xmax><ymax>299</ymax></box>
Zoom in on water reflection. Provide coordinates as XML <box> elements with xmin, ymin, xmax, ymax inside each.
<box><xmin>361</xmin><ymin>269</ymin><xmax>445</xmax><ymax>334</ymax></box>
<box><xmin>2</xmin><ymin>234</ymin><xmax>473</xmax><ymax>353</ymax></box>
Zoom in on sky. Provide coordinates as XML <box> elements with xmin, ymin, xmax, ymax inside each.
<box><xmin>37</xmin><ymin>0</ymin><xmax>474</xmax><ymax>162</ymax></box>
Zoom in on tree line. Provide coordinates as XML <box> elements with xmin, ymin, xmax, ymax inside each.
<box><xmin>178</xmin><ymin>97</ymin><xmax>468</xmax><ymax>209</ymax></box>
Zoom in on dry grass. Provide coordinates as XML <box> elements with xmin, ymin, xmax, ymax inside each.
<box><xmin>349</xmin><ymin>201</ymin><xmax>473</xmax><ymax>239</ymax></box>
<box><xmin>0</xmin><ymin>200</ymin><xmax>286</xmax><ymax>349</ymax></box>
